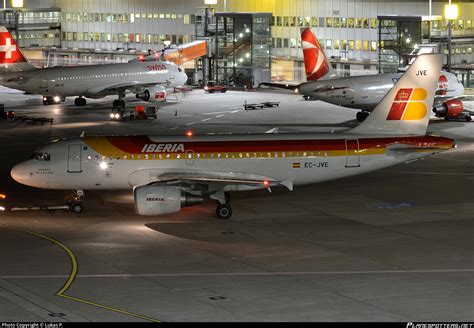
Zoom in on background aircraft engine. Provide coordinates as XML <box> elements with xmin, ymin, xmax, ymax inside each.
<box><xmin>433</xmin><ymin>99</ymin><xmax>464</xmax><ymax>118</ymax></box>
<box><xmin>134</xmin><ymin>185</ymin><xmax>202</xmax><ymax>216</ymax></box>
<box><xmin>136</xmin><ymin>86</ymin><xmax>167</xmax><ymax>103</ymax></box>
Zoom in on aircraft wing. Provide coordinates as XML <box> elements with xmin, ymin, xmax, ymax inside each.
<box><xmin>258</xmin><ymin>82</ymin><xmax>299</xmax><ymax>91</ymax></box>
<box><xmin>154</xmin><ymin>171</ymin><xmax>294</xmax><ymax>191</ymax></box>
<box><xmin>85</xmin><ymin>81</ymin><xmax>170</xmax><ymax>97</ymax></box>
<box><xmin>128</xmin><ymin>169</ymin><xmax>293</xmax><ymax>192</ymax></box>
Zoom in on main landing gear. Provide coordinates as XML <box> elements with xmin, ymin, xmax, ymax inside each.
<box><xmin>113</xmin><ymin>90</ymin><xmax>126</xmax><ymax>108</ymax></box>
<box><xmin>213</xmin><ymin>191</ymin><xmax>233</xmax><ymax>219</ymax></box>
<box><xmin>74</xmin><ymin>97</ymin><xmax>87</xmax><ymax>106</ymax></box>
<box><xmin>356</xmin><ymin>111</ymin><xmax>370</xmax><ymax>122</ymax></box>
<box><xmin>112</xmin><ymin>99</ymin><xmax>125</xmax><ymax>107</ymax></box>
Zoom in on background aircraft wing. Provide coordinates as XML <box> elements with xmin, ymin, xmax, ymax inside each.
<box><xmin>85</xmin><ymin>81</ymin><xmax>170</xmax><ymax>96</ymax></box>
<box><xmin>258</xmin><ymin>82</ymin><xmax>299</xmax><ymax>91</ymax></box>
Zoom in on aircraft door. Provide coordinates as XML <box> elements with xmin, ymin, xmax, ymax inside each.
<box><xmin>39</xmin><ymin>71</ymin><xmax>48</xmax><ymax>91</ymax></box>
<box><xmin>345</xmin><ymin>83</ymin><xmax>354</xmax><ymax>99</ymax></box>
<box><xmin>68</xmin><ymin>144</ymin><xmax>82</xmax><ymax>173</ymax></box>
<box><xmin>185</xmin><ymin>150</ymin><xmax>194</xmax><ymax>165</ymax></box>
<box><xmin>345</xmin><ymin>139</ymin><xmax>360</xmax><ymax>168</ymax></box>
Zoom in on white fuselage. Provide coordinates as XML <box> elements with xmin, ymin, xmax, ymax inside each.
<box><xmin>11</xmin><ymin>134</ymin><xmax>454</xmax><ymax>192</ymax></box>
<box><xmin>297</xmin><ymin>71</ymin><xmax>464</xmax><ymax>111</ymax></box>
<box><xmin>0</xmin><ymin>61</ymin><xmax>187</xmax><ymax>98</ymax></box>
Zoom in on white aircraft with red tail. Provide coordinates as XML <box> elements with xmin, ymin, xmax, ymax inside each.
<box><xmin>0</xmin><ymin>26</ymin><xmax>187</xmax><ymax>107</ymax></box>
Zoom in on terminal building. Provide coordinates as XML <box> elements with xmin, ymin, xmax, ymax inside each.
<box><xmin>1</xmin><ymin>0</ymin><xmax>473</xmax><ymax>87</ymax></box>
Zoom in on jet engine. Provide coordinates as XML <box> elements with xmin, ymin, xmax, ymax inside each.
<box><xmin>134</xmin><ymin>185</ymin><xmax>202</xmax><ymax>216</ymax></box>
<box><xmin>136</xmin><ymin>86</ymin><xmax>167</xmax><ymax>103</ymax></box>
<box><xmin>433</xmin><ymin>99</ymin><xmax>463</xmax><ymax>118</ymax></box>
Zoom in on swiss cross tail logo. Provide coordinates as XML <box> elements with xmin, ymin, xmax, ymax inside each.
<box><xmin>0</xmin><ymin>31</ymin><xmax>26</xmax><ymax>64</ymax></box>
<box><xmin>301</xmin><ymin>29</ymin><xmax>329</xmax><ymax>81</ymax></box>
<box><xmin>386</xmin><ymin>88</ymin><xmax>428</xmax><ymax>121</ymax></box>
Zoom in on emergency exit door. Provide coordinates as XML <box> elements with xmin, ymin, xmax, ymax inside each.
<box><xmin>345</xmin><ymin>139</ymin><xmax>360</xmax><ymax>168</ymax></box>
<box><xmin>68</xmin><ymin>144</ymin><xmax>82</xmax><ymax>173</ymax></box>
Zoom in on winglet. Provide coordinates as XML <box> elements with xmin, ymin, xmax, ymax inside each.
<box><xmin>281</xmin><ymin>179</ymin><xmax>294</xmax><ymax>191</ymax></box>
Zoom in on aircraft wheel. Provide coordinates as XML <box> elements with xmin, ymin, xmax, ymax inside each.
<box><xmin>71</xmin><ymin>203</ymin><xmax>83</xmax><ymax>214</ymax></box>
<box><xmin>466</xmin><ymin>116</ymin><xmax>472</xmax><ymax>122</ymax></box>
<box><xmin>113</xmin><ymin>100</ymin><xmax>125</xmax><ymax>107</ymax></box>
<box><xmin>74</xmin><ymin>97</ymin><xmax>86</xmax><ymax>106</ymax></box>
<box><xmin>221</xmin><ymin>89</ymin><xmax>227</xmax><ymax>93</ymax></box>
<box><xmin>216</xmin><ymin>204</ymin><xmax>232</xmax><ymax>220</ymax></box>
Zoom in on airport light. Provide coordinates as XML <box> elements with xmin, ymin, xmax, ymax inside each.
<box><xmin>99</xmin><ymin>162</ymin><xmax>108</xmax><ymax>170</ymax></box>
<box><xmin>204</xmin><ymin>0</ymin><xmax>217</xmax><ymax>4</ymax></box>
<box><xmin>444</xmin><ymin>3</ymin><xmax>458</xmax><ymax>72</ymax></box>
<box><xmin>186</xmin><ymin>131</ymin><xmax>193</xmax><ymax>137</ymax></box>
<box><xmin>11</xmin><ymin>0</ymin><xmax>23</xmax><ymax>7</ymax></box>
<box><xmin>444</xmin><ymin>4</ymin><xmax>458</xmax><ymax>20</ymax></box>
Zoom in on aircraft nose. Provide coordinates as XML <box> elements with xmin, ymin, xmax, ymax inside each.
<box><xmin>11</xmin><ymin>161</ymin><xmax>34</xmax><ymax>186</ymax></box>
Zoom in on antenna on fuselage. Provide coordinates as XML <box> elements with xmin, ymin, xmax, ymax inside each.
<box><xmin>80</xmin><ymin>131</ymin><xmax>85</xmax><ymax>138</ymax></box>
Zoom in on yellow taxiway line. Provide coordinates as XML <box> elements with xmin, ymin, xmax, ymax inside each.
<box><xmin>0</xmin><ymin>224</ymin><xmax>161</xmax><ymax>323</ymax></box>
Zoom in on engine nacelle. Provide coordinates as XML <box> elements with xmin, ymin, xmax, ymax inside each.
<box><xmin>133</xmin><ymin>185</ymin><xmax>202</xmax><ymax>216</ymax></box>
<box><xmin>433</xmin><ymin>99</ymin><xmax>464</xmax><ymax>118</ymax></box>
<box><xmin>136</xmin><ymin>86</ymin><xmax>167</xmax><ymax>103</ymax></box>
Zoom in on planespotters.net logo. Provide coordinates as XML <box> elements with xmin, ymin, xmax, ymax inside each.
<box><xmin>407</xmin><ymin>323</ymin><xmax>474</xmax><ymax>328</ymax></box>
<box><xmin>386</xmin><ymin>88</ymin><xmax>428</xmax><ymax>121</ymax></box>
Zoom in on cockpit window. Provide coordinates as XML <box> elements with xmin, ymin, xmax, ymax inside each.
<box><xmin>178</xmin><ymin>67</ymin><xmax>182</xmax><ymax>72</ymax></box>
<box><xmin>31</xmin><ymin>152</ymin><xmax>51</xmax><ymax>161</ymax></box>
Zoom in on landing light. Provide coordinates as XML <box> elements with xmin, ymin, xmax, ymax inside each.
<box><xmin>99</xmin><ymin>162</ymin><xmax>108</xmax><ymax>169</ymax></box>
<box><xmin>0</xmin><ymin>206</ymin><xmax>5</xmax><ymax>211</ymax></box>
<box><xmin>0</xmin><ymin>194</ymin><xmax>6</xmax><ymax>199</ymax></box>
<box><xmin>53</xmin><ymin>96</ymin><xmax>60</xmax><ymax>103</ymax></box>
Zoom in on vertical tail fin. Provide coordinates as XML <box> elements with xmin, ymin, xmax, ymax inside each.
<box><xmin>349</xmin><ymin>54</ymin><xmax>443</xmax><ymax>135</ymax></box>
<box><xmin>301</xmin><ymin>28</ymin><xmax>336</xmax><ymax>81</ymax></box>
<box><xmin>0</xmin><ymin>26</ymin><xmax>34</xmax><ymax>71</ymax></box>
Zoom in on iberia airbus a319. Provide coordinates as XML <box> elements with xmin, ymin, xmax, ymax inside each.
<box><xmin>11</xmin><ymin>54</ymin><xmax>454</xmax><ymax>219</ymax></box>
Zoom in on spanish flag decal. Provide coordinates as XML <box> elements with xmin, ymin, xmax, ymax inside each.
<box><xmin>386</xmin><ymin>88</ymin><xmax>427</xmax><ymax>120</ymax></box>
<box><xmin>292</xmin><ymin>162</ymin><xmax>301</xmax><ymax>168</ymax></box>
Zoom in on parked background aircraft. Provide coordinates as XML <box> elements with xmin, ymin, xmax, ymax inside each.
<box><xmin>261</xmin><ymin>28</ymin><xmax>469</xmax><ymax>122</ymax></box>
<box><xmin>0</xmin><ymin>26</ymin><xmax>188</xmax><ymax>107</ymax></box>
<box><xmin>11</xmin><ymin>55</ymin><xmax>454</xmax><ymax>219</ymax></box>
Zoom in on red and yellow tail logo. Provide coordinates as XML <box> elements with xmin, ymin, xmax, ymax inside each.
<box><xmin>386</xmin><ymin>88</ymin><xmax>427</xmax><ymax>120</ymax></box>
<box><xmin>301</xmin><ymin>29</ymin><xmax>329</xmax><ymax>81</ymax></box>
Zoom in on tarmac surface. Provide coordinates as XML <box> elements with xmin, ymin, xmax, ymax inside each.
<box><xmin>0</xmin><ymin>87</ymin><xmax>473</xmax><ymax>322</ymax></box>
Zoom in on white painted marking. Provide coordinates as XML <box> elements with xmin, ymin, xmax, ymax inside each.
<box><xmin>170</xmin><ymin>126</ymin><xmax>179</xmax><ymax>130</ymax></box>
<box><xmin>382</xmin><ymin>170</ymin><xmax>474</xmax><ymax>176</ymax></box>
<box><xmin>201</xmin><ymin>118</ymin><xmax>211</xmax><ymax>122</ymax></box>
<box><xmin>0</xmin><ymin>38</ymin><xmax>16</xmax><ymax>59</ymax></box>
<box><xmin>1</xmin><ymin>269</ymin><xmax>473</xmax><ymax>279</ymax></box>
<box><xmin>231</xmin><ymin>110</ymin><xmax>239</xmax><ymax>113</ymax></box>
<box><xmin>186</xmin><ymin>122</ymin><xmax>195</xmax><ymax>126</ymax></box>
<box><xmin>216</xmin><ymin>114</ymin><xmax>225</xmax><ymax>118</ymax></box>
